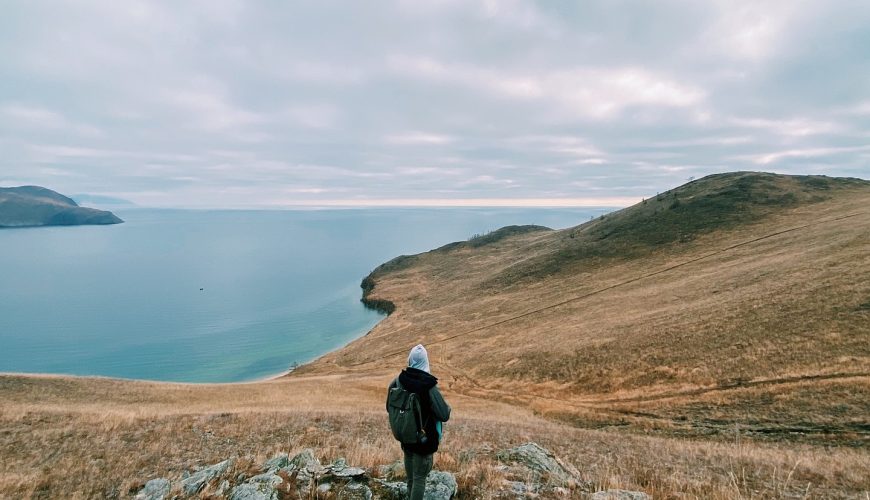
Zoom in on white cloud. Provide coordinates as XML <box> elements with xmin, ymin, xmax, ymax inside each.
<box><xmin>389</xmin><ymin>55</ymin><xmax>705</xmax><ymax>118</ymax></box>
<box><xmin>731</xmin><ymin>117</ymin><xmax>841</xmax><ymax>137</ymax></box>
<box><xmin>385</xmin><ymin>132</ymin><xmax>454</xmax><ymax>145</ymax></box>
<box><xmin>1</xmin><ymin>104</ymin><xmax>103</xmax><ymax>137</ymax></box>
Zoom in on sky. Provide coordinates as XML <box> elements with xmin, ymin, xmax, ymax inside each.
<box><xmin>1</xmin><ymin>0</ymin><xmax>868</xmax><ymax>208</ymax></box>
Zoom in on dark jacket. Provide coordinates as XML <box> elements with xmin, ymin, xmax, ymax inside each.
<box><xmin>387</xmin><ymin>367</ymin><xmax>451</xmax><ymax>455</ymax></box>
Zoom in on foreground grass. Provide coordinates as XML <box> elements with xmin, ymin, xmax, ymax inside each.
<box><xmin>1</xmin><ymin>375</ymin><xmax>868</xmax><ymax>499</ymax></box>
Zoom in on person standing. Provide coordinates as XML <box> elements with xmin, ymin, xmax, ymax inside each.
<box><xmin>386</xmin><ymin>344</ymin><xmax>451</xmax><ymax>500</ymax></box>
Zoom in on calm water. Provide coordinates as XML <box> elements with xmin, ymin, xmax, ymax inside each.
<box><xmin>0</xmin><ymin>208</ymin><xmax>609</xmax><ymax>382</ymax></box>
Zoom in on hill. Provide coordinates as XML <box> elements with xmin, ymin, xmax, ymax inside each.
<box><xmin>309</xmin><ymin>172</ymin><xmax>870</xmax><ymax>444</ymax></box>
<box><xmin>0</xmin><ymin>186</ymin><xmax>123</xmax><ymax>228</ymax></box>
<box><xmin>1</xmin><ymin>172</ymin><xmax>868</xmax><ymax>498</ymax></box>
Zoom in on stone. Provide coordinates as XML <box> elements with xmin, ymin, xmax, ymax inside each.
<box><xmin>228</xmin><ymin>482</ymin><xmax>280</xmax><ymax>500</ymax></box>
<box><xmin>378</xmin><ymin>460</ymin><xmax>404</xmax><ymax>481</ymax></box>
<box><xmin>371</xmin><ymin>471</ymin><xmax>457</xmax><ymax>500</ymax></box>
<box><xmin>590</xmin><ymin>490</ymin><xmax>652</xmax><ymax>500</ymax></box>
<box><xmin>496</xmin><ymin>443</ymin><xmax>581</xmax><ymax>487</ymax></box>
<box><xmin>336</xmin><ymin>481</ymin><xmax>373</xmax><ymax>500</ymax></box>
<box><xmin>248</xmin><ymin>472</ymin><xmax>283</xmax><ymax>486</ymax></box>
<box><xmin>181</xmin><ymin>458</ymin><xmax>233</xmax><ymax>495</ymax></box>
<box><xmin>134</xmin><ymin>478</ymin><xmax>170</xmax><ymax>500</ymax></box>
<box><xmin>331</xmin><ymin>466</ymin><xmax>367</xmax><ymax>479</ymax></box>
<box><xmin>287</xmin><ymin>448</ymin><xmax>321</xmax><ymax>472</ymax></box>
<box><xmin>424</xmin><ymin>471</ymin><xmax>458</xmax><ymax>500</ymax></box>
<box><xmin>370</xmin><ymin>478</ymin><xmax>406</xmax><ymax>499</ymax></box>
<box><xmin>261</xmin><ymin>453</ymin><xmax>289</xmax><ymax>472</ymax></box>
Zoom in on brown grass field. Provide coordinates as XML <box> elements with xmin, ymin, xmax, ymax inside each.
<box><xmin>1</xmin><ymin>172</ymin><xmax>868</xmax><ymax>498</ymax></box>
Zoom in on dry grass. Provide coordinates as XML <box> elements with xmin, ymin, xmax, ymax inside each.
<box><xmin>1</xmin><ymin>378</ymin><xmax>868</xmax><ymax>499</ymax></box>
<box><xmin>308</xmin><ymin>181</ymin><xmax>870</xmax><ymax>447</ymax></box>
<box><xmin>2</xmin><ymin>174</ymin><xmax>869</xmax><ymax>498</ymax></box>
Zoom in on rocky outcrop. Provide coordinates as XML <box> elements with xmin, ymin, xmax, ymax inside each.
<box><xmin>181</xmin><ymin>458</ymin><xmax>234</xmax><ymax>495</ymax></box>
<box><xmin>496</xmin><ymin>442</ymin><xmax>589</xmax><ymax>490</ymax></box>
<box><xmin>131</xmin><ymin>443</ymin><xmax>648</xmax><ymax>499</ymax></box>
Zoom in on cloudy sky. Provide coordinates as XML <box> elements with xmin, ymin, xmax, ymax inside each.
<box><xmin>1</xmin><ymin>0</ymin><xmax>868</xmax><ymax>208</ymax></box>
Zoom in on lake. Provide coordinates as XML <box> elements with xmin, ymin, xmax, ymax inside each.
<box><xmin>0</xmin><ymin>207</ymin><xmax>610</xmax><ymax>382</ymax></box>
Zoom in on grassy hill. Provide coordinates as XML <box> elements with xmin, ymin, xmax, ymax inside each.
<box><xmin>310</xmin><ymin>172</ymin><xmax>870</xmax><ymax>443</ymax></box>
<box><xmin>0</xmin><ymin>186</ymin><xmax>123</xmax><ymax>227</ymax></box>
<box><xmin>1</xmin><ymin>172</ymin><xmax>868</xmax><ymax>498</ymax></box>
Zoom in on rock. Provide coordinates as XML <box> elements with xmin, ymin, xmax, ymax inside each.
<box><xmin>134</xmin><ymin>478</ymin><xmax>170</xmax><ymax>500</ymax></box>
<box><xmin>337</xmin><ymin>481</ymin><xmax>373</xmax><ymax>499</ymax></box>
<box><xmin>371</xmin><ymin>478</ymin><xmax>406</xmax><ymax>499</ymax></box>
<box><xmin>228</xmin><ymin>482</ymin><xmax>280</xmax><ymax>500</ymax></box>
<box><xmin>371</xmin><ymin>471</ymin><xmax>456</xmax><ymax>500</ymax></box>
<box><xmin>261</xmin><ymin>453</ymin><xmax>289</xmax><ymax>472</ymax></box>
<box><xmin>378</xmin><ymin>460</ymin><xmax>405</xmax><ymax>481</ymax></box>
<box><xmin>590</xmin><ymin>490</ymin><xmax>651</xmax><ymax>500</ymax></box>
<box><xmin>424</xmin><ymin>471</ymin><xmax>458</xmax><ymax>500</ymax></box>
<box><xmin>181</xmin><ymin>458</ymin><xmax>233</xmax><ymax>495</ymax></box>
<box><xmin>287</xmin><ymin>448</ymin><xmax>321</xmax><ymax>472</ymax></box>
<box><xmin>248</xmin><ymin>472</ymin><xmax>283</xmax><ymax>486</ymax></box>
<box><xmin>496</xmin><ymin>443</ymin><xmax>582</xmax><ymax>487</ymax></box>
<box><xmin>330</xmin><ymin>465</ymin><xmax>368</xmax><ymax>480</ymax></box>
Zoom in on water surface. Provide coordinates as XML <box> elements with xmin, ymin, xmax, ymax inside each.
<box><xmin>0</xmin><ymin>208</ymin><xmax>609</xmax><ymax>382</ymax></box>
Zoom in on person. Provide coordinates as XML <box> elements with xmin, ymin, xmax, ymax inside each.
<box><xmin>387</xmin><ymin>344</ymin><xmax>451</xmax><ymax>500</ymax></box>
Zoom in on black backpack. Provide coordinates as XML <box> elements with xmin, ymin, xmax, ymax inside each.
<box><xmin>387</xmin><ymin>380</ymin><xmax>428</xmax><ymax>444</ymax></box>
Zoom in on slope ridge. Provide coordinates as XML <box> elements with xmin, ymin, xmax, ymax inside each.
<box><xmin>305</xmin><ymin>172</ymin><xmax>870</xmax><ymax>444</ymax></box>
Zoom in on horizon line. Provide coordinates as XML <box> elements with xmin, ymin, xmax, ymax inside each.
<box><xmin>257</xmin><ymin>197</ymin><xmax>642</xmax><ymax>208</ymax></box>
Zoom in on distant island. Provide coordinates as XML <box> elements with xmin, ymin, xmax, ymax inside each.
<box><xmin>0</xmin><ymin>186</ymin><xmax>124</xmax><ymax>228</ymax></box>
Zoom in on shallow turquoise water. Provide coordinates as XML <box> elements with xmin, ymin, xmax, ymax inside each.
<box><xmin>0</xmin><ymin>208</ymin><xmax>608</xmax><ymax>382</ymax></box>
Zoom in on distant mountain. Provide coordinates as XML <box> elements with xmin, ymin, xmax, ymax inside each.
<box><xmin>71</xmin><ymin>193</ymin><xmax>137</xmax><ymax>209</ymax></box>
<box><xmin>0</xmin><ymin>186</ymin><xmax>124</xmax><ymax>228</ymax></box>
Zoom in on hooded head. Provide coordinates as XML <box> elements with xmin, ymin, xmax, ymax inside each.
<box><xmin>408</xmin><ymin>344</ymin><xmax>430</xmax><ymax>373</ymax></box>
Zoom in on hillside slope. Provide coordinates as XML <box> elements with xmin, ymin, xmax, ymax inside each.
<box><xmin>1</xmin><ymin>172</ymin><xmax>868</xmax><ymax>498</ymax></box>
<box><xmin>0</xmin><ymin>186</ymin><xmax>123</xmax><ymax>227</ymax></box>
<box><xmin>305</xmin><ymin>172</ymin><xmax>870</xmax><ymax>444</ymax></box>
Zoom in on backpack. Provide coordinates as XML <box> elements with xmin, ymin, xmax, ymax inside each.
<box><xmin>387</xmin><ymin>380</ymin><xmax>428</xmax><ymax>444</ymax></box>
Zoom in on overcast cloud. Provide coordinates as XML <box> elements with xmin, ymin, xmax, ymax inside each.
<box><xmin>1</xmin><ymin>0</ymin><xmax>868</xmax><ymax>207</ymax></box>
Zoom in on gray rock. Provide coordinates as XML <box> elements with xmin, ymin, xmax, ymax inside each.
<box><xmin>378</xmin><ymin>460</ymin><xmax>404</xmax><ymax>481</ymax></box>
<box><xmin>181</xmin><ymin>458</ymin><xmax>233</xmax><ymax>495</ymax></box>
<box><xmin>261</xmin><ymin>453</ymin><xmax>289</xmax><ymax>472</ymax></box>
<box><xmin>337</xmin><ymin>481</ymin><xmax>373</xmax><ymax>499</ymax></box>
<box><xmin>496</xmin><ymin>443</ymin><xmax>582</xmax><ymax>487</ymax></box>
<box><xmin>590</xmin><ymin>490</ymin><xmax>652</xmax><ymax>500</ymax></box>
<box><xmin>371</xmin><ymin>471</ymin><xmax>456</xmax><ymax>500</ymax></box>
<box><xmin>424</xmin><ymin>471</ymin><xmax>458</xmax><ymax>500</ymax></box>
<box><xmin>288</xmin><ymin>448</ymin><xmax>321</xmax><ymax>472</ymax></box>
<box><xmin>331</xmin><ymin>466</ymin><xmax>367</xmax><ymax>479</ymax></box>
<box><xmin>228</xmin><ymin>482</ymin><xmax>280</xmax><ymax>500</ymax></box>
<box><xmin>248</xmin><ymin>472</ymin><xmax>283</xmax><ymax>486</ymax></box>
<box><xmin>134</xmin><ymin>478</ymin><xmax>170</xmax><ymax>500</ymax></box>
<box><xmin>371</xmin><ymin>478</ymin><xmax>406</xmax><ymax>499</ymax></box>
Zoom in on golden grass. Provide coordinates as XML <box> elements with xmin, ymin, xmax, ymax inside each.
<box><xmin>306</xmin><ymin>187</ymin><xmax>870</xmax><ymax>447</ymax></box>
<box><xmin>2</xmin><ymin>379</ymin><xmax>868</xmax><ymax>499</ymax></box>
<box><xmin>2</xmin><ymin>176</ymin><xmax>869</xmax><ymax>498</ymax></box>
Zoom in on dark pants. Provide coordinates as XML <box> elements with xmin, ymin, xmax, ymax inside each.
<box><xmin>403</xmin><ymin>450</ymin><xmax>433</xmax><ymax>500</ymax></box>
